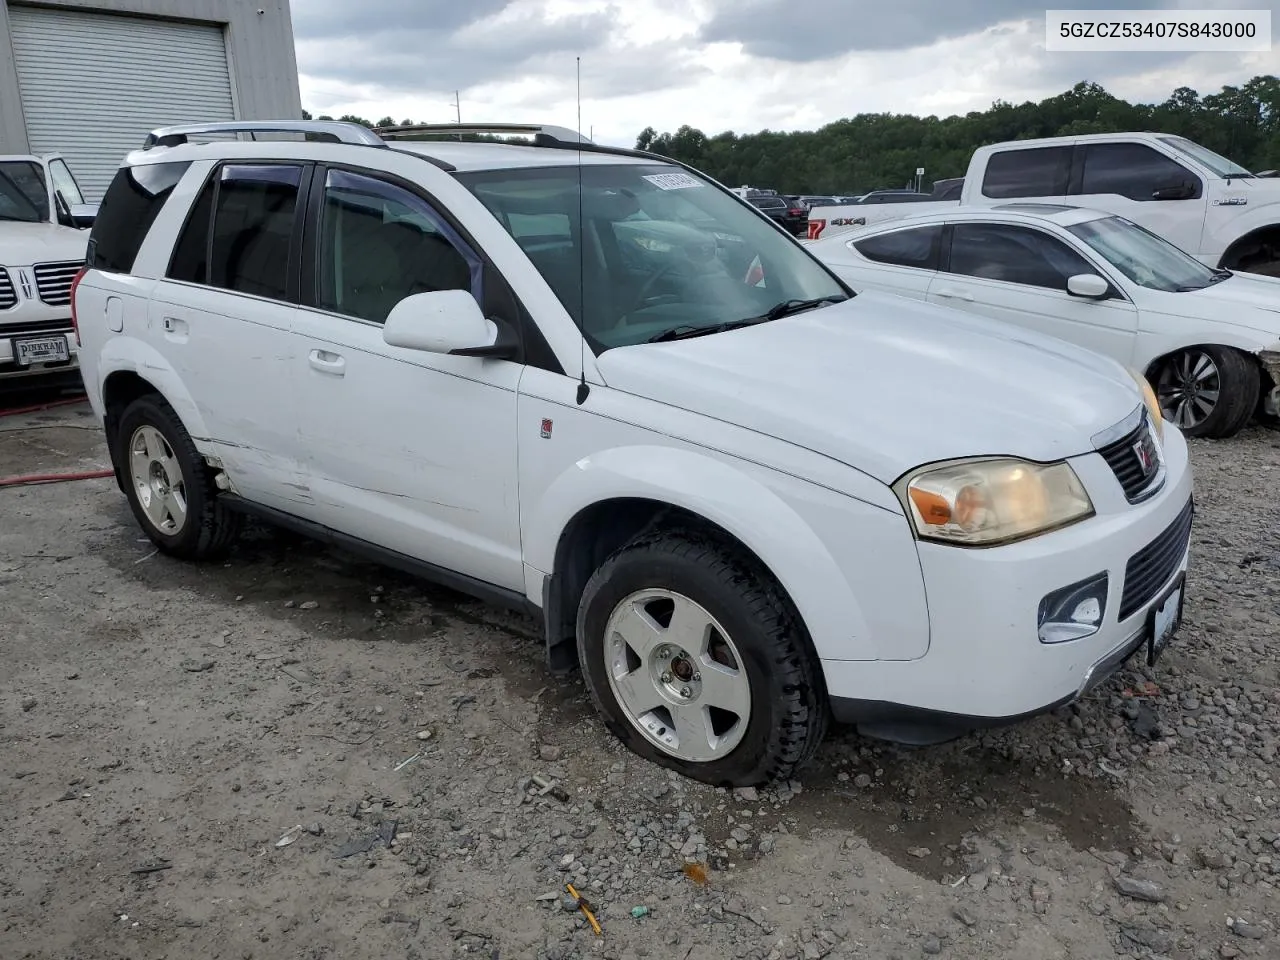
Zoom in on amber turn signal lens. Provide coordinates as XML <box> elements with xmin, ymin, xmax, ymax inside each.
<box><xmin>908</xmin><ymin>487</ymin><xmax>952</xmax><ymax>525</ymax></box>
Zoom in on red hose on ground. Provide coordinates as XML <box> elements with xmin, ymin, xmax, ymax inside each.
<box><xmin>0</xmin><ymin>395</ymin><xmax>106</xmax><ymax>486</ymax></box>
<box><xmin>0</xmin><ymin>468</ymin><xmax>115</xmax><ymax>488</ymax></box>
<box><xmin>0</xmin><ymin>394</ymin><xmax>89</xmax><ymax>418</ymax></box>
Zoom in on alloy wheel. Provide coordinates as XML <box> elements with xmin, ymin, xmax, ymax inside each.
<box><xmin>1154</xmin><ymin>350</ymin><xmax>1221</xmax><ymax>430</ymax></box>
<box><xmin>603</xmin><ymin>589</ymin><xmax>751</xmax><ymax>763</ymax></box>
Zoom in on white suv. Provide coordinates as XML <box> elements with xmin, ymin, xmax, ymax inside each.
<box><xmin>0</xmin><ymin>153</ymin><xmax>95</xmax><ymax>385</ymax></box>
<box><xmin>74</xmin><ymin>121</ymin><xmax>1194</xmax><ymax>786</ymax></box>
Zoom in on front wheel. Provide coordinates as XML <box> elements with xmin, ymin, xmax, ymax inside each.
<box><xmin>575</xmin><ymin>528</ymin><xmax>827</xmax><ymax>787</ymax></box>
<box><xmin>1151</xmin><ymin>346</ymin><xmax>1259</xmax><ymax>439</ymax></box>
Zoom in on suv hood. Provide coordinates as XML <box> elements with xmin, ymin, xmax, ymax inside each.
<box><xmin>596</xmin><ymin>291</ymin><xmax>1143</xmax><ymax>484</ymax></box>
<box><xmin>0</xmin><ymin>221</ymin><xmax>88</xmax><ymax>266</ymax></box>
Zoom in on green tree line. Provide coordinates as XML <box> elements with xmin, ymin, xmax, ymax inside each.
<box><xmin>633</xmin><ymin>76</ymin><xmax>1280</xmax><ymax>195</ymax></box>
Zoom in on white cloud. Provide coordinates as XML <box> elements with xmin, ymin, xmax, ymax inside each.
<box><xmin>293</xmin><ymin>0</ymin><xmax>1280</xmax><ymax>147</ymax></box>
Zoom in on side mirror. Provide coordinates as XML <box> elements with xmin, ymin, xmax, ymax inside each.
<box><xmin>382</xmin><ymin>289</ymin><xmax>517</xmax><ymax>359</ymax></box>
<box><xmin>1152</xmin><ymin>182</ymin><xmax>1194</xmax><ymax>201</ymax></box>
<box><xmin>1067</xmin><ymin>274</ymin><xmax>1110</xmax><ymax>299</ymax></box>
<box><xmin>69</xmin><ymin>203</ymin><xmax>97</xmax><ymax>229</ymax></box>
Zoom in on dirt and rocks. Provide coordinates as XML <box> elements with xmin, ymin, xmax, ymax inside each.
<box><xmin>1</xmin><ymin>397</ymin><xmax>1278</xmax><ymax>960</ymax></box>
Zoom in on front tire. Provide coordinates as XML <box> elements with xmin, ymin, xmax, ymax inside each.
<box><xmin>115</xmin><ymin>394</ymin><xmax>241</xmax><ymax>560</ymax></box>
<box><xmin>575</xmin><ymin>528</ymin><xmax>827</xmax><ymax>787</ymax></box>
<box><xmin>1151</xmin><ymin>346</ymin><xmax>1259</xmax><ymax>439</ymax></box>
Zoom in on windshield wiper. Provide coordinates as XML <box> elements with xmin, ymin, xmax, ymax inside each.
<box><xmin>645</xmin><ymin>319</ymin><xmax>760</xmax><ymax>343</ymax></box>
<box><xmin>644</xmin><ymin>296</ymin><xmax>848</xmax><ymax>344</ymax></box>
<box><xmin>1209</xmin><ymin>269</ymin><xmax>1232</xmax><ymax>283</ymax></box>
<box><xmin>759</xmin><ymin>295</ymin><xmax>848</xmax><ymax>321</ymax></box>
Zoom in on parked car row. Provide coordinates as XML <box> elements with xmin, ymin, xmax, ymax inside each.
<box><xmin>72</xmin><ymin>119</ymin><xmax>1196</xmax><ymax>789</ymax></box>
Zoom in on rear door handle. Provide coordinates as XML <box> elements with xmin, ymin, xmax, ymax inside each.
<box><xmin>309</xmin><ymin>348</ymin><xmax>345</xmax><ymax>376</ymax></box>
<box><xmin>934</xmin><ymin>288</ymin><xmax>975</xmax><ymax>302</ymax></box>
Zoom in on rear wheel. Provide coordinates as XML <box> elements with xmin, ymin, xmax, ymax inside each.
<box><xmin>576</xmin><ymin>528</ymin><xmax>827</xmax><ymax>787</ymax></box>
<box><xmin>1151</xmin><ymin>346</ymin><xmax>1258</xmax><ymax>439</ymax></box>
<box><xmin>115</xmin><ymin>394</ymin><xmax>241</xmax><ymax>559</ymax></box>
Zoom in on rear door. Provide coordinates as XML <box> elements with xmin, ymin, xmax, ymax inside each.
<box><xmin>148</xmin><ymin>161</ymin><xmax>310</xmax><ymax>511</ymax></box>
<box><xmin>927</xmin><ymin>220</ymin><xmax>1138</xmax><ymax>362</ymax></box>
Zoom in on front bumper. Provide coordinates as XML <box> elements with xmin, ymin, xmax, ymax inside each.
<box><xmin>0</xmin><ymin>291</ymin><xmax>79</xmax><ymax>382</ymax></box>
<box><xmin>821</xmin><ymin>423</ymin><xmax>1194</xmax><ymax>740</ymax></box>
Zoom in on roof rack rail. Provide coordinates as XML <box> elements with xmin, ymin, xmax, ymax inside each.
<box><xmin>142</xmin><ymin>120</ymin><xmax>386</xmax><ymax>149</ymax></box>
<box><xmin>374</xmin><ymin>122</ymin><xmax>589</xmax><ymax>145</ymax></box>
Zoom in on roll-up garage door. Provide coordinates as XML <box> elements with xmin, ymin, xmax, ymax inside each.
<box><xmin>9</xmin><ymin>5</ymin><xmax>236</xmax><ymax>200</ymax></box>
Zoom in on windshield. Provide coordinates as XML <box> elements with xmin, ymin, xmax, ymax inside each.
<box><xmin>1159</xmin><ymin>136</ymin><xmax>1252</xmax><ymax>179</ymax></box>
<box><xmin>1067</xmin><ymin>215</ymin><xmax>1221</xmax><ymax>292</ymax></box>
<box><xmin>0</xmin><ymin>160</ymin><xmax>49</xmax><ymax>222</ymax></box>
<box><xmin>456</xmin><ymin>163</ymin><xmax>847</xmax><ymax>350</ymax></box>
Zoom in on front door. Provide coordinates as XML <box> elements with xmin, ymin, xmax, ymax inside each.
<box><xmin>928</xmin><ymin>221</ymin><xmax>1139</xmax><ymax>364</ymax></box>
<box><xmin>290</xmin><ymin>166</ymin><xmax>524</xmax><ymax>591</ymax></box>
<box><xmin>1072</xmin><ymin>142</ymin><xmax>1208</xmax><ymax>259</ymax></box>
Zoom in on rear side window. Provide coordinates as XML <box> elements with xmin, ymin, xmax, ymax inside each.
<box><xmin>88</xmin><ymin>161</ymin><xmax>191</xmax><ymax>273</ymax></box>
<box><xmin>853</xmin><ymin>225</ymin><xmax>942</xmax><ymax>269</ymax></box>
<box><xmin>981</xmin><ymin>147</ymin><xmax>1072</xmax><ymax>199</ymax></box>
<box><xmin>167</xmin><ymin>163</ymin><xmax>303</xmax><ymax>301</ymax></box>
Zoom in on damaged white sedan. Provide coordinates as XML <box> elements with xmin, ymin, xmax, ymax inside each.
<box><xmin>809</xmin><ymin>204</ymin><xmax>1280</xmax><ymax>439</ymax></box>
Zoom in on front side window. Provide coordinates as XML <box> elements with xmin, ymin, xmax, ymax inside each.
<box><xmin>456</xmin><ymin>163</ymin><xmax>847</xmax><ymax>351</ymax></box>
<box><xmin>1068</xmin><ymin>215</ymin><xmax>1220</xmax><ymax>292</ymax></box>
<box><xmin>947</xmin><ymin>222</ymin><xmax>1097</xmax><ymax>291</ymax></box>
<box><xmin>1080</xmin><ymin>143</ymin><xmax>1199</xmax><ymax>201</ymax></box>
<box><xmin>981</xmin><ymin>146</ymin><xmax>1072</xmax><ymax>199</ymax></box>
<box><xmin>317</xmin><ymin>169</ymin><xmax>479</xmax><ymax>324</ymax></box>
<box><xmin>0</xmin><ymin>160</ymin><xmax>48</xmax><ymax>222</ymax></box>
<box><xmin>48</xmin><ymin>159</ymin><xmax>84</xmax><ymax>206</ymax></box>
<box><xmin>91</xmin><ymin>161</ymin><xmax>191</xmax><ymax>274</ymax></box>
<box><xmin>853</xmin><ymin>225</ymin><xmax>942</xmax><ymax>269</ymax></box>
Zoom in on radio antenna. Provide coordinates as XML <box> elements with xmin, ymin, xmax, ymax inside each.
<box><xmin>574</xmin><ymin>55</ymin><xmax>590</xmax><ymax>405</ymax></box>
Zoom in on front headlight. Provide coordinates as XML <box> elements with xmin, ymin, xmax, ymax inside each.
<box><xmin>1129</xmin><ymin>368</ymin><xmax>1164</xmax><ymax>440</ymax></box>
<box><xmin>894</xmin><ymin>458</ymin><xmax>1095</xmax><ymax>546</ymax></box>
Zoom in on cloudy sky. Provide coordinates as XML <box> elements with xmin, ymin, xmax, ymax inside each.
<box><xmin>292</xmin><ymin>0</ymin><xmax>1280</xmax><ymax>147</ymax></box>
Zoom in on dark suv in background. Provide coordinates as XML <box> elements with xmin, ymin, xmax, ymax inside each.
<box><xmin>748</xmin><ymin>195</ymin><xmax>807</xmax><ymax>236</ymax></box>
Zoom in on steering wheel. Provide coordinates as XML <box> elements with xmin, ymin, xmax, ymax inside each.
<box><xmin>619</xmin><ymin>260</ymin><xmax>684</xmax><ymax>320</ymax></box>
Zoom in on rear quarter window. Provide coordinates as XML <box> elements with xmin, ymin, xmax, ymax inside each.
<box><xmin>88</xmin><ymin>161</ymin><xmax>192</xmax><ymax>273</ymax></box>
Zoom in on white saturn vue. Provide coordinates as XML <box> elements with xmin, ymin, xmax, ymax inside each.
<box><xmin>72</xmin><ymin>121</ymin><xmax>1194</xmax><ymax>786</ymax></box>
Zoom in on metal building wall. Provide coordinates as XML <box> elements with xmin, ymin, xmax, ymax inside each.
<box><xmin>0</xmin><ymin>0</ymin><xmax>301</xmax><ymax>156</ymax></box>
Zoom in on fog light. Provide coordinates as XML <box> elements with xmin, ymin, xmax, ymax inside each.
<box><xmin>1038</xmin><ymin>573</ymin><xmax>1109</xmax><ymax>644</ymax></box>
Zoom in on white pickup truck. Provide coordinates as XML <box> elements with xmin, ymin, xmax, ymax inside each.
<box><xmin>807</xmin><ymin>132</ymin><xmax>1280</xmax><ymax>276</ymax></box>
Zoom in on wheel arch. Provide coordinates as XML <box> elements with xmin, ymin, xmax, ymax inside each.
<box><xmin>1218</xmin><ymin>223</ymin><xmax>1280</xmax><ymax>272</ymax></box>
<box><xmin>526</xmin><ymin>445</ymin><xmax>879</xmax><ymax>674</ymax></box>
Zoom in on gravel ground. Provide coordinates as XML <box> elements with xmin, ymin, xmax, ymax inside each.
<box><xmin>1</xmin><ymin>397</ymin><xmax>1278</xmax><ymax>960</ymax></box>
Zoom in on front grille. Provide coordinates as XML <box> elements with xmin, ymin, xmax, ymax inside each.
<box><xmin>0</xmin><ymin>269</ymin><xmax>14</xmax><ymax>310</ymax></box>
<box><xmin>33</xmin><ymin>261</ymin><xmax>82</xmax><ymax>307</ymax></box>
<box><xmin>1119</xmin><ymin>499</ymin><xmax>1193</xmax><ymax>621</ymax></box>
<box><xmin>1098</xmin><ymin>416</ymin><xmax>1163</xmax><ymax>502</ymax></box>
<box><xmin>1</xmin><ymin>318</ymin><xmax>74</xmax><ymax>338</ymax></box>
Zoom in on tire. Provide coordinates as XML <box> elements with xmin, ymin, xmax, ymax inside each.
<box><xmin>114</xmin><ymin>394</ymin><xmax>241</xmax><ymax>560</ymax></box>
<box><xmin>575</xmin><ymin>527</ymin><xmax>828</xmax><ymax>787</ymax></box>
<box><xmin>1151</xmin><ymin>346</ymin><xmax>1259</xmax><ymax>440</ymax></box>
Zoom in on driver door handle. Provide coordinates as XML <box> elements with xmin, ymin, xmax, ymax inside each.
<box><xmin>309</xmin><ymin>348</ymin><xmax>345</xmax><ymax>376</ymax></box>
<box><xmin>934</xmin><ymin>287</ymin><xmax>975</xmax><ymax>302</ymax></box>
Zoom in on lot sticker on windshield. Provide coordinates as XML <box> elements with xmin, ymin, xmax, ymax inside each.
<box><xmin>643</xmin><ymin>172</ymin><xmax>703</xmax><ymax>191</ymax></box>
